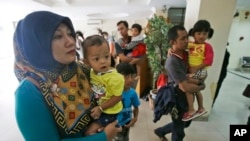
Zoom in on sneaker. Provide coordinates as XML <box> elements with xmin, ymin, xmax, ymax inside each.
<box><xmin>154</xmin><ymin>129</ymin><xmax>168</xmax><ymax>141</ymax></box>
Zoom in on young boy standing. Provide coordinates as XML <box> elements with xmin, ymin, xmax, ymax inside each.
<box><xmin>114</xmin><ymin>63</ymin><xmax>141</xmax><ymax>141</ymax></box>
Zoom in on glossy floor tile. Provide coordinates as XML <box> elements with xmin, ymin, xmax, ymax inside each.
<box><xmin>130</xmin><ymin>70</ymin><xmax>250</xmax><ymax>141</ymax></box>
<box><xmin>1</xmin><ymin>57</ymin><xmax>249</xmax><ymax>141</ymax></box>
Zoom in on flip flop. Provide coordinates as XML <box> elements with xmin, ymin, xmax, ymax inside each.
<box><xmin>182</xmin><ymin>112</ymin><xmax>198</xmax><ymax>121</ymax></box>
<box><xmin>195</xmin><ymin>110</ymin><xmax>207</xmax><ymax>117</ymax></box>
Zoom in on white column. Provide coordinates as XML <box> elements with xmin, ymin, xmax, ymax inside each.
<box><xmin>184</xmin><ymin>0</ymin><xmax>237</xmax><ymax>120</ymax></box>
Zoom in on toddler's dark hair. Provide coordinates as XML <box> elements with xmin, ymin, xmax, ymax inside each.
<box><xmin>131</xmin><ymin>23</ymin><xmax>142</xmax><ymax>33</ymax></box>
<box><xmin>188</xmin><ymin>20</ymin><xmax>214</xmax><ymax>39</ymax></box>
<box><xmin>82</xmin><ymin>35</ymin><xmax>109</xmax><ymax>59</ymax></box>
<box><xmin>116</xmin><ymin>63</ymin><xmax>136</xmax><ymax>75</ymax></box>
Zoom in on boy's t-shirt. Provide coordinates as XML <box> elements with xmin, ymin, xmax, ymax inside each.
<box><xmin>90</xmin><ymin>69</ymin><xmax>124</xmax><ymax>114</ymax></box>
<box><xmin>117</xmin><ymin>88</ymin><xmax>140</xmax><ymax>126</ymax></box>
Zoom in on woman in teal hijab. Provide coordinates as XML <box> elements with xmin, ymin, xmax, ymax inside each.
<box><xmin>14</xmin><ymin>11</ymin><xmax>120</xmax><ymax>141</ymax></box>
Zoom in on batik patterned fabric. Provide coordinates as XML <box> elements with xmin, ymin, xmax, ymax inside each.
<box><xmin>13</xmin><ymin>11</ymin><xmax>96</xmax><ymax>135</ymax></box>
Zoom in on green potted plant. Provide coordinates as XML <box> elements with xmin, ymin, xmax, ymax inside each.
<box><xmin>144</xmin><ymin>15</ymin><xmax>173</xmax><ymax>92</ymax></box>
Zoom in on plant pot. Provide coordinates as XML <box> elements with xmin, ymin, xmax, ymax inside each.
<box><xmin>150</xmin><ymin>89</ymin><xmax>158</xmax><ymax>99</ymax></box>
<box><xmin>148</xmin><ymin>89</ymin><xmax>158</xmax><ymax>110</ymax></box>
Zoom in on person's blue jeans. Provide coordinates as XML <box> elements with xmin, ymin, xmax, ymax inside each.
<box><xmin>155</xmin><ymin>87</ymin><xmax>192</xmax><ymax>141</ymax></box>
<box><xmin>155</xmin><ymin>117</ymin><xmax>191</xmax><ymax>141</ymax></box>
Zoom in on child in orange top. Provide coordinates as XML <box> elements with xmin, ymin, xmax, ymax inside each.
<box><xmin>182</xmin><ymin>20</ymin><xmax>214</xmax><ymax>121</ymax></box>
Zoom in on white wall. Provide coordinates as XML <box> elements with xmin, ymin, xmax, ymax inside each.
<box><xmin>0</xmin><ymin>17</ymin><xmax>148</xmax><ymax>59</ymax></box>
<box><xmin>184</xmin><ymin>0</ymin><xmax>237</xmax><ymax>117</ymax></box>
<box><xmin>72</xmin><ymin>19</ymin><xmax>148</xmax><ymax>40</ymax></box>
<box><xmin>0</xmin><ymin>21</ymin><xmax>15</xmax><ymax>58</ymax></box>
<box><xmin>1</xmin><ymin>8</ymin><xmax>249</xmax><ymax>71</ymax></box>
<box><xmin>227</xmin><ymin>9</ymin><xmax>250</xmax><ymax>69</ymax></box>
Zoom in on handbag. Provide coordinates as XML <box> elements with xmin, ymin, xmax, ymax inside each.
<box><xmin>243</xmin><ymin>84</ymin><xmax>250</xmax><ymax>98</ymax></box>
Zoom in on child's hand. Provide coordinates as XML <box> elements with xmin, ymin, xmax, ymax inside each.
<box><xmin>167</xmin><ymin>48</ymin><xmax>174</xmax><ymax>57</ymax></box>
<box><xmin>90</xmin><ymin>106</ymin><xmax>102</xmax><ymax>119</ymax></box>
<box><xmin>124</xmin><ymin>117</ymin><xmax>137</xmax><ymax>128</ymax></box>
<box><xmin>186</xmin><ymin>73</ymin><xmax>194</xmax><ymax>78</ymax></box>
<box><xmin>122</xmin><ymin>43</ymin><xmax>126</xmax><ymax>48</ymax></box>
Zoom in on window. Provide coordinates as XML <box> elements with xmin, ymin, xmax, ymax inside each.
<box><xmin>168</xmin><ymin>8</ymin><xmax>186</xmax><ymax>25</ymax></box>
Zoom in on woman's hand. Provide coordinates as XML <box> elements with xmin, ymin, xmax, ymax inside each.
<box><xmin>104</xmin><ymin>121</ymin><xmax>122</xmax><ymax>141</ymax></box>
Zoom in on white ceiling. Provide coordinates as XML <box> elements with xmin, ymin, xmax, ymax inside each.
<box><xmin>0</xmin><ymin>0</ymin><xmax>249</xmax><ymax>22</ymax></box>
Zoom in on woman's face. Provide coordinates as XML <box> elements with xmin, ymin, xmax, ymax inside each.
<box><xmin>52</xmin><ymin>23</ymin><xmax>76</xmax><ymax>64</ymax></box>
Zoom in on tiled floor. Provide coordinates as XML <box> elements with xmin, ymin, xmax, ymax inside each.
<box><xmin>1</xmin><ymin>57</ymin><xmax>250</xmax><ymax>141</ymax></box>
<box><xmin>130</xmin><ymin>69</ymin><xmax>250</xmax><ymax>141</ymax></box>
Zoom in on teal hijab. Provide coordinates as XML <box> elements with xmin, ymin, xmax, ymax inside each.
<box><xmin>13</xmin><ymin>11</ymin><xmax>96</xmax><ymax>136</ymax></box>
